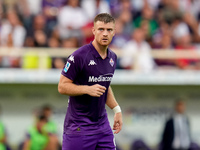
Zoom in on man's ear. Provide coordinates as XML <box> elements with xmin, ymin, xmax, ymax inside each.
<box><xmin>92</xmin><ymin>26</ymin><xmax>95</xmax><ymax>35</ymax></box>
<box><xmin>113</xmin><ymin>28</ymin><xmax>116</xmax><ymax>36</ymax></box>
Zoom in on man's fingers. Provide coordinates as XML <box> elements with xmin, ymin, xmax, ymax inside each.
<box><xmin>113</xmin><ymin>125</ymin><xmax>121</xmax><ymax>134</ymax></box>
<box><xmin>97</xmin><ymin>85</ymin><xmax>106</xmax><ymax>92</ymax></box>
<box><xmin>96</xmin><ymin>91</ymin><xmax>104</xmax><ymax>97</ymax></box>
<box><xmin>88</xmin><ymin>84</ymin><xmax>107</xmax><ymax>97</ymax></box>
<box><xmin>98</xmin><ymin>88</ymin><xmax>106</xmax><ymax>94</ymax></box>
<box><xmin>99</xmin><ymin>85</ymin><xmax>106</xmax><ymax>90</ymax></box>
<box><xmin>114</xmin><ymin>128</ymin><xmax>121</xmax><ymax>134</ymax></box>
<box><xmin>93</xmin><ymin>84</ymin><xmax>106</xmax><ymax>97</ymax></box>
<box><xmin>113</xmin><ymin>122</ymin><xmax>119</xmax><ymax>130</ymax></box>
<box><xmin>113</xmin><ymin>120</ymin><xmax>122</xmax><ymax>134</ymax></box>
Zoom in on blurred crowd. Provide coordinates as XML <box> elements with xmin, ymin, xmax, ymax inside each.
<box><xmin>0</xmin><ymin>0</ymin><xmax>200</xmax><ymax>71</ymax></box>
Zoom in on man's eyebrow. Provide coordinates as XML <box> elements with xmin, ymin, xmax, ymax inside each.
<box><xmin>98</xmin><ymin>27</ymin><xmax>105</xmax><ymax>29</ymax></box>
<box><xmin>98</xmin><ymin>27</ymin><xmax>113</xmax><ymax>29</ymax></box>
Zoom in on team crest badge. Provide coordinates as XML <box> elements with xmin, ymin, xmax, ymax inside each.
<box><xmin>64</xmin><ymin>61</ymin><xmax>71</xmax><ymax>73</ymax></box>
<box><xmin>109</xmin><ymin>58</ymin><xmax>114</xmax><ymax>67</ymax></box>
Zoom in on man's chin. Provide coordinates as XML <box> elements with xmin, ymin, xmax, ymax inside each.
<box><xmin>100</xmin><ymin>42</ymin><xmax>110</xmax><ymax>46</ymax></box>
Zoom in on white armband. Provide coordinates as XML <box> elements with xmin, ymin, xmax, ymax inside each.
<box><xmin>112</xmin><ymin>105</ymin><xmax>121</xmax><ymax>113</ymax></box>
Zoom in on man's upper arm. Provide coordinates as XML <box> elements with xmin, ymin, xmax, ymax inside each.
<box><xmin>61</xmin><ymin>53</ymin><xmax>83</xmax><ymax>81</ymax></box>
<box><xmin>59</xmin><ymin>74</ymin><xmax>73</xmax><ymax>84</ymax></box>
<box><xmin>58</xmin><ymin>74</ymin><xmax>73</xmax><ymax>94</ymax></box>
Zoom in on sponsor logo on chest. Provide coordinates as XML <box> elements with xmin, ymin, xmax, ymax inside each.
<box><xmin>88</xmin><ymin>74</ymin><xmax>113</xmax><ymax>82</ymax></box>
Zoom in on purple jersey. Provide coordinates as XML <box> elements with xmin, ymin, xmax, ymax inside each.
<box><xmin>61</xmin><ymin>42</ymin><xmax>117</xmax><ymax>135</ymax></box>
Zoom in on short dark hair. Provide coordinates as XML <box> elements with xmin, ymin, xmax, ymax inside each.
<box><xmin>38</xmin><ymin>115</ymin><xmax>48</xmax><ymax>122</ymax></box>
<box><xmin>94</xmin><ymin>13</ymin><xmax>115</xmax><ymax>24</ymax></box>
<box><xmin>42</xmin><ymin>104</ymin><xmax>52</xmax><ymax>111</ymax></box>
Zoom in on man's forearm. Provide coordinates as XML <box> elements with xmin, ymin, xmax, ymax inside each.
<box><xmin>106</xmin><ymin>86</ymin><xmax>123</xmax><ymax>134</ymax></box>
<box><xmin>106</xmin><ymin>86</ymin><xmax>119</xmax><ymax>109</ymax></box>
<box><xmin>58</xmin><ymin>82</ymin><xmax>88</xmax><ymax>96</ymax></box>
<box><xmin>58</xmin><ymin>75</ymin><xmax>106</xmax><ymax>97</ymax></box>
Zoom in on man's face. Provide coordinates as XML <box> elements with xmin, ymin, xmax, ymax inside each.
<box><xmin>175</xmin><ymin>102</ymin><xmax>185</xmax><ymax>114</ymax></box>
<box><xmin>44</xmin><ymin>109</ymin><xmax>52</xmax><ymax>118</ymax></box>
<box><xmin>92</xmin><ymin>21</ymin><xmax>115</xmax><ymax>46</ymax></box>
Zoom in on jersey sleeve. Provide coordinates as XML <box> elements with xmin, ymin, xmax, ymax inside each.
<box><xmin>61</xmin><ymin>53</ymin><xmax>83</xmax><ymax>81</ymax></box>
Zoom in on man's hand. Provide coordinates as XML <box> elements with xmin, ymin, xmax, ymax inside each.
<box><xmin>87</xmin><ymin>84</ymin><xmax>106</xmax><ymax>97</ymax></box>
<box><xmin>113</xmin><ymin>112</ymin><xmax>122</xmax><ymax>134</ymax></box>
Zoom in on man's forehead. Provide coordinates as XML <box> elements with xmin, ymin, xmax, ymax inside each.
<box><xmin>94</xmin><ymin>21</ymin><xmax>115</xmax><ymax>28</ymax></box>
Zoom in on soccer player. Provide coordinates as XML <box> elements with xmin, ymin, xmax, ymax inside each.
<box><xmin>58</xmin><ymin>13</ymin><xmax>123</xmax><ymax>150</ymax></box>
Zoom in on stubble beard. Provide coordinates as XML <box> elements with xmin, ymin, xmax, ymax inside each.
<box><xmin>100</xmin><ymin>39</ymin><xmax>112</xmax><ymax>46</ymax></box>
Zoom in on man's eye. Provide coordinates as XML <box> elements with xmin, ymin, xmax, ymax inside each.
<box><xmin>108</xmin><ymin>29</ymin><xmax>112</xmax><ymax>31</ymax></box>
<box><xmin>99</xmin><ymin>28</ymin><xmax>104</xmax><ymax>31</ymax></box>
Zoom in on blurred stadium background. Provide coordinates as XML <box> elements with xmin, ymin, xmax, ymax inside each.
<box><xmin>1</xmin><ymin>0</ymin><xmax>200</xmax><ymax>150</ymax></box>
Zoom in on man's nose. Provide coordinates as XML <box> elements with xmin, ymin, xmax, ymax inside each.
<box><xmin>103</xmin><ymin>31</ymin><xmax>108</xmax><ymax>36</ymax></box>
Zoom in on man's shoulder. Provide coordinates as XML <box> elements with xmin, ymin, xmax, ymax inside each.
<box><xmin>68</xmin><ymin>44</ymin><xmax>92</xmax><ymax>64</ymax></box>
<box><xmin>108</xmin><ymin>48</ymin><xmax>117</xmax><ymax>59</ymax></box>
<box><xmin>28</xmin><ymin>126</ymin><xmax>37</xmax><ymax>134</ymax></box>
<box><xmin>165</xmin><ymin>116</ymin><xmax>173</xmax><ymax>125</ymax></box>
<box><xmin>73</xmin><ymin>44</ymin><xmax>91</xmax><ymax>57</ymax></box>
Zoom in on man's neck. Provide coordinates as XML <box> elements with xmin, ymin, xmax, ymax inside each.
<box><xmin>92</xmin><ymin>40</ymin><xmax>108</xmax><ymax>59</ymax></box>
